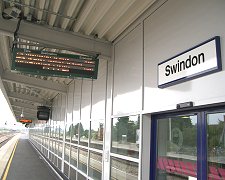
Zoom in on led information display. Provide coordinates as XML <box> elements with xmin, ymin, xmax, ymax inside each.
<box><xmin>20</xmin><ymin>119</ymin><xmax>32</xmax><ymax>123</ymax></box>
<box><xmin>12</xmin><ymin>48</ymin><xmax>99</xmax><ymax>79</ymax></box>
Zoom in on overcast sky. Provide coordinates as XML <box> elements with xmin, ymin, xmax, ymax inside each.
<box><xmin>0</xmin><ymin>88</ymin><xmax>17</xmax><ymax>127</ymax></box>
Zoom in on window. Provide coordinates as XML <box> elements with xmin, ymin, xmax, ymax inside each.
<box><xmin>89</xmin><ymin>151</ymin><xmax>102</xmax><ymax>180</ymax></box>
<box><xmin>71</xmin><ymin>122</ymin><xmax>79</xmax><ymax>144</ymax></box>
<box><xmin>110</xmin><ymin>157</ymin><xmax>138</xmax><ymax>180</ymax></box>
<box><xmin>78</xmin><ymin>148</ymin><xmax>88</xmax><ymax>173</ymax></box>
<box><xmin>111</xmin><ymin>115</ymin><xmax>140</xmax><ymax>158</ymax></box>
<box><xmin>64</xmin><ymin>144</ymin><xmax>70</xmax><ymax>162</ymax></box>
<box><xmin>90</xmin><ymin>120</ymin><xmax>104</xmax><ymax>150</ymax></box>
<box><xmin>65</xmin><ymin>123</ymin><xmax>72</xmax><ymax>142</ymax></box>
<box><xmin>80</xmin><ymin>121</ymin><xmax>90</xmax><ymax>147</ymax></box>
<box><xmin>71</xmin><ymin>145</ymin><xmax>78</xmax><ymax>167</ymax></box>
<box><xmin>111</xmin><ymin>115</ymin><xmax>140</xmax><ymax>180</ymax></box>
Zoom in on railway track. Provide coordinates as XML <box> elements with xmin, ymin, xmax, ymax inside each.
<box><xmin>0</xmin><ymin>134</ymin><xmax>15</xmax><ymax>148</ymax></box>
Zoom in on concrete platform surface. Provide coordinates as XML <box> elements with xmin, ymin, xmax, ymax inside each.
<box><xmin>0</xmin><ymin>134</ymin><xmax>20</xmax><ymax>178</ymax></box>
<box><xmin>5</xmin><ymin>139</ymin><xmax>58</xmax><ymax>180</ymax></box>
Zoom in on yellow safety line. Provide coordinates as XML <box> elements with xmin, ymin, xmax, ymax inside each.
<box><xmin>2</xmin><ymin>139</ymin><xmax>19</xmax><ymax>180</ymax></box>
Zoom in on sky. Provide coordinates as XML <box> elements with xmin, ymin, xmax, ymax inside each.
<box><xmin>0</xmin><ymin>88</ymin><xmax>23</xmax><ymax>129</ymax></box>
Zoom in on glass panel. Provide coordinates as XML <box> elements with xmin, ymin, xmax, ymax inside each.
<box><xmin>55</xmin><ymin>141</ymin><xmax>58</xmax><ymax>155</ymax></box>
<box><xmin>71</xmin><ymin>145</ymin><xmax>78</xmax><ymax>167</ymax></box>
<box><xmin>156</xmin><ymin>115</ymin><xmax>197</xmax><ymax>179</ymax></box>
<box><xmin>50</xmin><ymin>152</ymin><xmax>53</xmax><ymax>162</ymax></box>
<box><xmin>110</xmin><ymin>157</ymin><xmax>138</xmax><ymax>180</ymax></box>
<box><xmin>64</xmin><ymin>163</ymin><xmax>69</xmax><ymax>177</ymax></box>
<box><xmin>80</xmin><ymin>121</ymin><xmax>90</xmax><ymax>147</ymax></box>
<box><xmin>65</xmin><ymin>123</ymin><xmax>72</xmax><ymax>143</ymax></box>
<box><xmin>50</xmin><ymin>126</ymin><xmax>54</xmax><ymax>138</ymax></box>
<box><xmin>53</xmin><ymin>154</ymin><xmax>57</xmax><ymax>165</ymax></box>
<box><xmin>55</xmin><ymin>125</ymin><xmax>59</xmax><ymax>139</ymax></box>
<box><xmin>59</xmin><ymin>123</ymin><xmax>64</xmax><ymax>141</ymax></box>
<box><xmin>78</xmin><ymin>148</ymin><xmax>88</xmax><ymax>173</ymax></box>
<box><xmin>44</xmin><ymin>147</ymin><xmax>48</xmax><ymax>157</ymax></box>
<box><xmin>58</xmin><ymin>142</ymin><xmax>63</xmax><ymax>158</ymax></box>
<box><xmin>42</xmin><ymin>138</ymin><xmax>45</xmax><ymax>149</ymax></box>
<box><xmin>207</xmin><ymin>112</ymin><xmax>225</xmax><ymax>179</ymax></box>
<box><xmin>42</xmin><ymin>138</ymin><xmax>45</xmax><ymax>148</ymax></box>
<box><xmin>77</xmin><ymin>173</ymin><xmax>86</xmax><ymax>180</ymax></box>
<box><xmin>51</xmin><ymin>140</ymin><xmax>55</xmax><ymax>154</ymax></box>
<box><xmin>64</xmin><ymin>144</ymin><xmax>70</xmax><ymax>162</ymax></box>
<box><xmin>49</xmin><ymin>140</ymin><xmax>53</xmax><ymax>152</ymax></box>
<box><xmin>111</xmin><ymin>115</ymin><xmax>140</xmax><ymax>158</ymax></box>
<box><xmin>71</xmin><ymin>122</ymin><xmax>79</xmax><ymax>144</ymax></box>
<box><xmin>90</xmin><ymin>120</ymin><xmax>104</xmax><ymax>150</ymax></box>
<box><xmin>70</xmin><ymin>167</ymin><xmax>77</xmax><ymax>180</ymax></box>
<box><xmin>89</xmin><ymin>151</ymin><xmax>102</xmax><ymax>180</ymax></box>
<box><xmin>58</xmin><ymin>158</ymin><xmax>62</xmax><ymax>169</ymax></box>
<box><xmin>49</xmin><ymin>152</ymin><xmax>53</xmax><ymax>162</ymax></box>
<box><xmin>44</xmin><ymin>126</ymin><xmax>49</xmax><ymax>137</ymax></box>
<box><xmin>46</xmin><ymin>138</ymin><xmax>48</xmax><ymax>148</ymax></box>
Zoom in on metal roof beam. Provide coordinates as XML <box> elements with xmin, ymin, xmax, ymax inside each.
<box><xmin>14</xmin><ymin>112</ymin><xmax>36</xmax><ymax>120</ymax></box>
<box><xmin>8</xmin><ymin>91</ymin><xmax>49</xmax><ymax>105</ymax></box>
<box><xmin>0</xmin><ymin>17</ymin><xmax>112</xmax><ymax>57</ymax></box>
<box><xmin>2</xmin><ymin>71</ymin><xmax>67</xmax><ymax>94</ymax></box>
<box><xmin>11</xmin><ymin>101</ymin><xmax>37</xmax><ymax>111</ymax></box>
<box><xmin>13</xmin><ymin>108</ymin><xmax>36</xmax><ymax>116</ymax></box>
<box><xmin>11</xmin><ymin>101</ymin><xmax>37</xmax><ymax>110</ymax></box>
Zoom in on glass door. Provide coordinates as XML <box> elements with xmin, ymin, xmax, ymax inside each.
<box><xmin>155</xmin><ymin>114</ymin><xmax>198</xmax><ymax>180</ymax></box>
<box><xmin>207</xmin><ymin>111</ymin><xmax>225</xmax><ymax>179</ymax></box>
<box><xmin>150</xmin><ymin>106</ymin><xmax>225</xmax><ymax>180</ymax></box>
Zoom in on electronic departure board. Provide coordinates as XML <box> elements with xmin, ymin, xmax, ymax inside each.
<box><xmin>20</xmin><ymin>119</ymin><xmax>32</xmax><ymax>123</ymax></box>
<box><xmin>12</xmin><ymin>48</ymin><xmax>99</xmax><ymax>79</ymax></box>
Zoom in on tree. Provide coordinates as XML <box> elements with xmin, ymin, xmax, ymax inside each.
<box><xmin>113</xmin><ymin>116</ymin><xmax>139</xmax><ymax>143</ymax></box>
<box><xmin>69</xmin><ymin>123</ymin><xmax>79</xmax><ymax>138</ymax></box>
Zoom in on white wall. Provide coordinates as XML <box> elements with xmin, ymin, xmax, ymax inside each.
<box><xmin>81</xmin><ymin>79</ymin><xmax>92</xmax><ymax>120</ymax></box>
<box><xmin>112</xmin><ymin>0</ymin><xmax>225</xmax><ymax>114</ymax></box>
<box><xmin>66</xmin><ymin>82</ymin><xmax>74</xmax><ymax>124</ymax></box>
<box><xmin>144</xmin><ymin>0</ymin><xmax>225</xmax><ymax>113</ymax></box>
<box><xmin>91</xmin><ymin>60</ymin><xmax>107</xmax><ymax>120</ymax></box>
<box><xmin>113</xmin><ymin>23</ymin><xmax>143</xmax><ymax>115</ymax></box>
<box><xmin>51</xmin><ymin>94</ymin><xmax>67</xmax><ymax>122</ymax></box>
<box><xmin>73</xmin><ymin>79</ymin><xmax>82</xmax><ymax>121</ymax></box>
<box><xmin>67</xmin><ymin>59</ymin><xmax>108</xmax><ymax>122</ymax></box>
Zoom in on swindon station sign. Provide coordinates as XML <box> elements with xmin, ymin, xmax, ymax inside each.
<box><xmin>158</xmin><ymin>36</ymin><xmax>222</xmax><ymax>88</ymax></box>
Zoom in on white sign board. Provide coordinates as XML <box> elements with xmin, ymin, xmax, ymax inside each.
<box><xmin>158</xmin><ymin>36</ymin><xmax>221</xmax><ymax>88</ymax></box>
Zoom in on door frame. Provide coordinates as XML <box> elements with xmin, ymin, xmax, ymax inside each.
<box><xmin>150</xmin><ymin>102</ymin><xmax>225</xmax><ymax>180</ymax></box>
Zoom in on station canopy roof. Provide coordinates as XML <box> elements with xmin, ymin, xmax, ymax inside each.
<box><xmin>0</xmin><ymin>0</ymin><xmax>156</xmax><ymax>122</ymax></box>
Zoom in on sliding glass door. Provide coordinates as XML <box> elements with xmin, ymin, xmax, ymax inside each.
<box><xmin>150</xmin><ymin>106</ymin><xmax>225</xmax><ymax>180</ymax></box>
<box><xmin>207</xmin><ymin>111</ymin><xmax>225</xmax><ymax>180</ymax></box>
<box><xmin>155</xmin><ymin>114</ymin><xmax>197</xmax><ymax>179</ymax></box>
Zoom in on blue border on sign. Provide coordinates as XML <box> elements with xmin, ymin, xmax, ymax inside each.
<box><xmin>158</xmin><ymin>36</ymin><xmax>222</xmax><ymax>88</ymax></box>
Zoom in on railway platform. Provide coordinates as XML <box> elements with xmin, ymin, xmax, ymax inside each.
<box><xmin>0</xmin><ymin>134</ymin><xmax>62</xmax><ymax>180</ymax></box>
